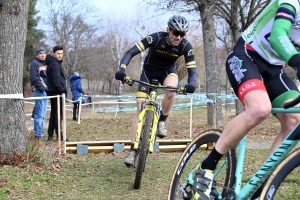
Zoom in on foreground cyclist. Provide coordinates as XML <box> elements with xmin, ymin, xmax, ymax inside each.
<box><xmin>192</xmin><ymin>1</ymin><xmax>300</xmax><ymax>199</ymax></box>
<box><xmin>115</xmin><ymin>15</ymin><xmax>197</xmax><ymax>166</ymax></box>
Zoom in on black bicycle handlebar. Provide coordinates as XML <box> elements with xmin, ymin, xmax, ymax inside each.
<box><xmin>123</xmin><ymin>76</ymin><xmax>185</xmax><ymax>94</ymax></box>
<box><xmin>283</xmin><ymin>95</ymin><xmax>300</xmax><ymax>109</ymax></box>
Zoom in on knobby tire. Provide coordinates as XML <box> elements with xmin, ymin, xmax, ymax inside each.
<box><xmin>133</xmin><ymin>110</ymin><xmax>153</xmax><ymax>189</ymax></box>
<box><xmin>168</xmin><ymin>129</ymin><xmax>237</xmax><ymax>200</ymax></box>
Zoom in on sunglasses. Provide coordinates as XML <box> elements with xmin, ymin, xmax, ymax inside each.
<box><xmin>171</xmin><ymin>31</ymin><xmax>186</xmax><ymax>38</ymax></box>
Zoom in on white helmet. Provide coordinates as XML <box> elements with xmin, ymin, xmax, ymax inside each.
<box><xmin>167</xmin><ymin>15</ymin><xmax>189</xmax><ymax>33</ymax></box>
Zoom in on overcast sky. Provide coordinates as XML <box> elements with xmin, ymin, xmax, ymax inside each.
<box><xmin>90</xmin><ymin>0</ymin><xmax>143</xmax><ymax>18</ymax></box>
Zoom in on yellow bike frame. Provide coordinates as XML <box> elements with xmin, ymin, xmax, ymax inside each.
<box><xmin>133</xmin><ymin>90</ymin><xmax>159</xmax><ymax>153</ymax></box>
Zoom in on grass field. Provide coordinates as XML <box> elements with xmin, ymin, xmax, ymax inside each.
<box><xmin>0</xmin><ymin>102</ymin><xmax>299</xmax><ymax>199</ymax></box>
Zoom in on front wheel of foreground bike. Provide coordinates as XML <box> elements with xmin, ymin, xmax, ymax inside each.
<box><xmin>133</xmin><ymin>110</ymin><xmax>153</xmax><ymax>189</ymax></box>
<box><xmin>260</xmin><ymin>147</ymin><xmax>300</xmax><ymax>199</ymax></box>
<box><xmin>168</xmin><ymin>129</ymin><xmax>237</xmax><ymax>200</ymax></box>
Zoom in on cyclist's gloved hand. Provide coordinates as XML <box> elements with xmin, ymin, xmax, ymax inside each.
<box><xmin>184</xmin><ymin>84</ymin><xmax>196</xmax><ymax>93</ymax></box>
<box><xmin>115</xmin><ymin>68</ymin><xmax>126</xmax><ymax>81</ymax></box>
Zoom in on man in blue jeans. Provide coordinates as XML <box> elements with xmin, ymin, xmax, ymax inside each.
<box><xmin>30</xmin><ymin>46</ymin><xmax>48</xmax><ymax>139</ymax></box>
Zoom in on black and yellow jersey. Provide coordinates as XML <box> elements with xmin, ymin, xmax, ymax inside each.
<box><xmin>119</xmin><ymin>31</ymin><xmax>197</xmax><ymax>85</ymax></box>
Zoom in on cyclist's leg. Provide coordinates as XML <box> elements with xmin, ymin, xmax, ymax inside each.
<box><xmin>265</xmin><ymin>72</ymin><xmax>300</xmax><ymax>158</ymax></box>
<box><xmin>251</xmin><ymin>65</ymin><xmax>300</xmax><ymax>199</ymax></box>
<box><xmin>192</xmin><ymin>38</ymin><xmax>272</xmax><ymax>199</ymax></box>
<box><xmin>157</xmin><ymin>68</ymin><xmax>178</xmax><ymax>138</ymax></box>
<box><xmin>211</xmin><ymin>41</ymin><xmax>272</xmax><ymax>166</ymax></box>
<box><xmin>161</xmin><ymin>68</ymin><xmax>178</xmax><ymax>116</ymax></box>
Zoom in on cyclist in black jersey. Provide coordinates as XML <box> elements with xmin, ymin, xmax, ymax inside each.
<box><xmin>115</xmin><ymin>15</ymin><xmax>197</xmax><ymax>166</ymax></box>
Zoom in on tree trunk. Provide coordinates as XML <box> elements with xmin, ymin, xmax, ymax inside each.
<box><xmin>198</xmin><ymin>1</ymin><xmax>220</xmax><ymax>126</ymax></box>
<box><xmin>0</xmin><ymin>0</ymin><xmax>28</xmax><ymax>159</ymax></box>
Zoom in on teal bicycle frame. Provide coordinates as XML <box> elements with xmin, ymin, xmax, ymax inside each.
<box><xmin>229</xmin><ymin>107</ymin><xmax>300</xmax><ymax>199</ymax></box>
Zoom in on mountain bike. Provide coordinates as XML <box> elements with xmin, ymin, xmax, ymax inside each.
<box><xmin>123</xmin><ymin>76</ymin><xmax>184</xmax><ymax>189</ymax></box>
<box><xmin>168</xmin><ymin>96</ymin><xmax>300</xmax><ymax>199</ymax></box>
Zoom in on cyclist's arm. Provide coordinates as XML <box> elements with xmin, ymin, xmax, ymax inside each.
<box><xmin>118</xmin><ymin>32</ymin><xmax>160</xmax><ymax>70</ymax></box>
<box><xmin>270</xmin><ymin>3</ymin><xmax>299</xmax><ymax>66</ymax></box>
<box><xmin>183</xmin><ymin>42</ymin><xmax>197</xmax><ymax>86</ymax></box>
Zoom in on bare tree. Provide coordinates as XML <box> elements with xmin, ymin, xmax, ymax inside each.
<box><xmin>102</xmin><ymin>18</ymin><xmax>135</xmax><ymax>95</ymax></box>
<box><xmin>39</xmin><ymin>0</ymin><xmax>100</xmax><ymax>79</ymax></box>
<box><xmin>0</xmin><ymin>0</ymin><xmax>28</xmax><ymax>161</ymax></box>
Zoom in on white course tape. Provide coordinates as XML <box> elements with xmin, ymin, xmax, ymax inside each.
<box><xmin>0</xmin><ymin>93</ymin><xmax>23</xmax><ymax>99</ymax></box>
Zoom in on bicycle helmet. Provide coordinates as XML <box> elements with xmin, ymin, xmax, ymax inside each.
<box><xmin>167</xmin><ymin>15</ymin><xmax>189</xmax><ymax>33</ymax></box>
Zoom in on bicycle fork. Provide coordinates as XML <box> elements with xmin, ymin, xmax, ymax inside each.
<box><xmin>133</xmin><ymin>106</ymin><xmax>159</xmax><ymax>153</ymax></box>
<box><xmin>134</xmin><ymin>108</ymin><xmax>147</xmax><ymax>150</ymax></box>
<box><xmin>148</xmin><ymin>112</ymin><xmax>159</xmax><ymax>153</ymax></box>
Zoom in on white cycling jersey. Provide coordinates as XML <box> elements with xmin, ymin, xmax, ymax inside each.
<box><xmin>242</xmin><ymin>0</ymin><xmax>300</xmax><ymax>65</ymax></box>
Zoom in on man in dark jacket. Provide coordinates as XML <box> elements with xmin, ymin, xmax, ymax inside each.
<box><xmin>30</xmin><ymin>46</ymin><xmax>48</xmax><ymax>139</ymax></box>
<box><xmin>46</xmin><ymin>45</ymin><xmax>67</xmax><ymax>141</ymax></box>
<box><xmin>69</xmin><ymin>72</ymin><xmax>84</xmax><ymax>120</ymax></box>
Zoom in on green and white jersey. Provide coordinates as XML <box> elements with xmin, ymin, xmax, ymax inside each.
<box><xmin>242</xmin><ymin>0</ymin><xmax>300</xmax><ymax>65</ymax></box>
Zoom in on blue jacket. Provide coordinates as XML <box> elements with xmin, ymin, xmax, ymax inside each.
<box><xmin>70</xmin><ymin>75</ymin><xmax>84</xmax><ymax>103</ymax></box>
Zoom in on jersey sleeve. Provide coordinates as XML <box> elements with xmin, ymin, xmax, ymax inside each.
<box><xmin>183</xmin><ymin>42</ymin><xmax>197</xmax><ymax>86</ymax></box>
<box><xmin>118</xmin><ymin>32</ymin><xmax>159</xmax><ymax>69</ymax></box>
<box><xmin>270</xmin><ymin>3</ymin><xmax>299</xmax><ymax>62</ymax></box>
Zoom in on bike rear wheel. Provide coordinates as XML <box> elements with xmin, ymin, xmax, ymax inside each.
<box><xmin>260</xmin><ymin>147</ymin><xmax>300</xmax><ymax>199</ymax></box>
<box><xmin>133</xmin><ymin>110</ymin><xmax>153</xmax><ymax>189</ymax></box>
<box><xmin>168</xmin><ymin>129</ymin><xmax>237</xmax><ymax>200</ymax></box>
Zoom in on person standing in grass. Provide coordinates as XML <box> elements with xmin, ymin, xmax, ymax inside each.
<box><xmin>46</xmin><ymin>45</ymin><xmax>68</xmax><ymax>142</ymax></box>
<box><xmin>70</xmin><ymin>72</ymin><xmax>84</xmax><ymax>121</ymax></box>
<box><xmin>30</xmin><ymin>46</ymin><xmax>48</xmax><ymax>139</ymax></box>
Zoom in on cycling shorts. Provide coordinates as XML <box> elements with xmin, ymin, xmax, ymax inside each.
<box><xmin>226</xmin><ymin>37</ymin><xmax>299</xmax><ymax>108</ymax></box>
<box><xmin>136</xmin><ymin>65</ymin><xmax>178</xmax><ymax>100</ymax></box>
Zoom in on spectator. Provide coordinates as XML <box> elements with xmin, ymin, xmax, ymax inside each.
<box><xmin>86</xmin><ymin>91</ymin><xmax>92</xmax><ymax>108</ymax></box>
<box><xmin>30</xmin><ymin>46</ymin><xmax>48</xmax><ymax>139</ymax></box>
<box><xmin>46</xmin><ymin>45</ymin><xmax>68</xmax><ymax>142</ymax></box>
<box><xmin>69</xmin><ymin>72</ymin><xmax>84</xmax><ymax>120</ymax></box>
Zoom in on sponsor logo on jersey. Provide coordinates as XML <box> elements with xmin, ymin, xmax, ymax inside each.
<box><xmin>161</xmin><ymin>45</ymin><xmax>166</xmax><ymax>48</ymax></box>
<box><xmin>146</xmin><ymin>36</ymin><xmax>153</xmax><ymax>44</ymax></box>
<box><xmin>172</xmin><ymin>47</ymin><xmax>179</xmax><ymax>52</ymax></box>
<box><xmin>155</xmin><ymin>49</ymin><xmax>179</xmax><ymax>57</ymax></box>
<box><xmin>278</xmin><ymin>35</ymin><xmax>294</xmax><ymax>55</ymax></box>
<box><xmin>228</xmin><ymin>56</ymin><xmax>247</xmax><ymax>84</ymax></box>
<box><xmin>187</xmin><ymin>49</ymin><xmax>194</xmax><ymax>56</ymax></box>
<box><xmin>244</xmin><ymin>9</ymin><xmax>272</xmax><ymax>39</ymax></box>
<box><xmin>239</xmin><ymin>81</ymin><xmax>260</xmax><ymax>97</ymax></box>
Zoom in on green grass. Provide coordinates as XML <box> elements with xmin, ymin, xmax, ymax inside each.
<box><xmin>0</xmin><ymin>105</ymin><xmax>297</xmax><ymax>199</ymax></box>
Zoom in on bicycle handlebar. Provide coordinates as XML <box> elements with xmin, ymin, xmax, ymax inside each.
<box><xmin>123</xmin><ymin>76</ymin><xmax>186</xmax><ymax>94</ymax></box>
<box><xmin>283</xmin><ymin>95</ymin><xmax>300</xmax><ymax>109</ymax></box>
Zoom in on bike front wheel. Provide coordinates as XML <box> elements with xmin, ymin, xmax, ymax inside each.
<box><xmin>168</xmin><ymin>129</ymin><xmax>237</xmax><ymax>200</ymax></box>
<box><xmin>260</xmin><ymin>147</ymin><xmax>300</xmax><ymax>199</ymax></box>
<box><xmin>133</xmin><ymin>110</ymin><xmax>153</xmax><ymax>189</ymax></box>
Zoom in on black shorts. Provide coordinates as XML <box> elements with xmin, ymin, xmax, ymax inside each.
<box><xmin>226</xmin><ymin>37</ymin><xmax>299</xmax><ymax>107</ymax></box>
<box><xmin>136</xmin><ymin>65</ymin><xmax>178</xmax><ymax>100</ymax></box>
